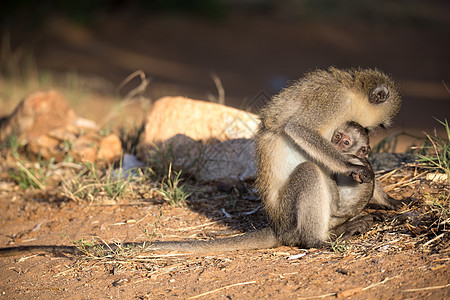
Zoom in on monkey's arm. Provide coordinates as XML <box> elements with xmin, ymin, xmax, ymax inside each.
<box><xmin>284</xmin><ymin>121</ymin><xmax>372</xmax><ymax>182</ymax></box>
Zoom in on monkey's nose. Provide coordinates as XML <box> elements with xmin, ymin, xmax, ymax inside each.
<box><xmin>369</xmin><ymin>85</ymin><xmax>390</xmax><ymax>104</ymax></box>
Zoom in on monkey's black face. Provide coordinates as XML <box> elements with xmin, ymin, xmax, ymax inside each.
<box><xmin>369</xmin><ymin>85</ymin><xmax>390</xmax><ymax>104</ymax></box>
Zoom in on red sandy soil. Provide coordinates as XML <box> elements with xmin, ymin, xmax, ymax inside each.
<box><xmin>0</xmin><ymin>166</ymin><xmax>448</xmax><ymax>299</ymax></box>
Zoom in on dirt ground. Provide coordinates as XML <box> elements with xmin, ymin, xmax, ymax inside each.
<box><xmin>0</xmin><ymin>161</ymin><xmax>448</xmax><ymax>299</ymax></box>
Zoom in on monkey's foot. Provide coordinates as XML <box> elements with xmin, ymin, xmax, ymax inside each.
<box><xmin>369</xmin><ymin>196</ymin><xmax>411</xmax><ymax>210</ymax></box>
<box><xmin>331</xmin><ymin>213</ymin><xmax>382</xmax><ymax>240</ymax></box>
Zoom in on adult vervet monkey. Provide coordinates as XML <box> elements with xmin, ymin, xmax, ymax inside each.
<box><xmin>256</xmin><ymin>67</ymin><xmax>401</xmax><ymax>247</ymax></box>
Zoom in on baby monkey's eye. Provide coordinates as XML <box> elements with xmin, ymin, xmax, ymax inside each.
<box><xmin>343</xmin><ymin>140</ymin><xmax>350</xmax><ymax>146</ymax></box>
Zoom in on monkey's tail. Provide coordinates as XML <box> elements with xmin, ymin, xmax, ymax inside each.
<box><xmin>0</xmin><ymin>245</ymin><xmax>80</xmax><ymax>257</ymax></box>
<box><xmin>146</xmin><ymin>227</ymin><xmax>280</xmax><ymax>253</ymax></box>
<box><xmin>0</xmin><ymin>228</ymin><xmax>280</xmax><ymax>257</ymax></box>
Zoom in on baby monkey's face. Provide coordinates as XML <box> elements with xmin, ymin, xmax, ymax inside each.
<box><xmin>332</xmin><ymin>128</ymin><xmax>370</xmax><ymax>159</ymax></box>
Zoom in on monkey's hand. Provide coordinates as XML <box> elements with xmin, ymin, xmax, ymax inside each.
<box><xmin>344</xmin><ymin>155</ymin><xmax>373</xmax><ymax>183</ymax></box>
<box><xmin>349</xmin><ymin>165</ymin><xmax>373</xmax><ymax>183</ymax></box>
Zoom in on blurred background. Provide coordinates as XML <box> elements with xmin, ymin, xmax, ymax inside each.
<box><xmin>1</xmin><ymin>0</ymin><xmax>449</xmax><ymax>150</ymax></box>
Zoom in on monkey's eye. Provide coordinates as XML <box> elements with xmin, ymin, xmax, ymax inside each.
<box><xmin>369</xmin><ymin>85</ymin><xmax>390</xmax><ymax>104</ymax></box>
<box><xmin>334</xmin><ymin>133</ymin><xmax>341</xmax><ymax>140</ymax></box>
<box><xmin>343</xmin><ymin>140</ymin><xmax>350</xmax><ymax>146</ymax></box>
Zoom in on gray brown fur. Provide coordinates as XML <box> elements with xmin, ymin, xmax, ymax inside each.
<box><xmin>255</xmin><ymin>67</ymin><xmax>401</xmax><ymax>248</ymax></box>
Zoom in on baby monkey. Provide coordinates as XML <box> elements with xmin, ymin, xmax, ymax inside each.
<box><xmin>332</xmin><ymin>121</ymin><xmax>371</xmax><ymax>182</ymax></box>
<box><xmin>329</xmin><ymin>121</ymin><xmax>375</xmax><ymax>235</ymax></box>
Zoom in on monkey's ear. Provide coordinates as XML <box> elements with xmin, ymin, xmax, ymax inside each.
<box><xmin>369</xmin><ymin>85</ymin><xmax>390</xmax><ymax>104</ymax></box>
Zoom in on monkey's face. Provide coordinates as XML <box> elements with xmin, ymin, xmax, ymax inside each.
<box><xmin>332</xmin><ymin>131</ymin><xmax>352</xmax><ymax>152</ymax></box>
<box><xmin>332</xmin><ymin>129</ymin><xmax>370</xmax><ymax>158</ymax></box>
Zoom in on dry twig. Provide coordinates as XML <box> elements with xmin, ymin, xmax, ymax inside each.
<box><xmin>188</xmin><ymin>281</ymin><xmax>257</xmax><ymax>299</ymax></box>
<box><xmin>16</xmin><ymin>161</ymin><xmax>45</xmax><ymax>190</ymax></box>
<box><xmin>403</xmin><ymin>283</ymin><xmax>450</xmax><ymax>292</ymax></box>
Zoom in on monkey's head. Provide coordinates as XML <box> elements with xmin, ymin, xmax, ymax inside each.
<box><xmin>332</xmin><ymin>121</ymin><xmax>370</xmax><ymax>158</ymax></box>
<box><xmin>347</xmin><ymin>68</ymin><xmax>402</xmax><ymax>130</ymax></box>
<box><xmin>260</xmin><ymin>67</ymin><xmax>401</xmax><ymax>133</ymax></box>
